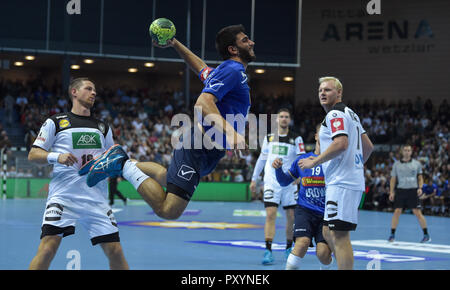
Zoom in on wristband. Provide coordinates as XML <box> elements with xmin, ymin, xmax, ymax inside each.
<box><xmin>47</xmin><ymin>152</ymin><xmax>60</xmax><ymax>164</ymax></box>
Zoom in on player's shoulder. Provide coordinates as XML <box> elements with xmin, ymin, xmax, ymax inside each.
<box><xmin>217</xmin><ymin>60</ymin><xmax>246</xmax><ymax>78</ymax></box>
<box><xmin>297</xmin><ymin>151</ymin><xmax>315</xmax><ymax>160</ymax></box>
<box><xmin>327</xmin><ymin>102</ymin><xmax>347</xmax><ymax>114</ymax></box>
<box><xmin>52</xmin><ymin>112</ymin><xmax>109</xmax><ymax>136</ymax></box>
<box><xmin>266</xmin><ymin>133</ymin><xmax>275</xmax><ymax>142</ymax></box>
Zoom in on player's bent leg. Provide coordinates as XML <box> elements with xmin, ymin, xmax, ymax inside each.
<box><xmin>291</xmin><ymin>237</ymin><xmax>310</xmax><ymax>258</ymax></box>
<box><xmin>316</xmin><ymin>242</ymin><xmax>333</xmax><ymax>266</ymax></box>
<box><xmin>322</xmin><ymin>225</ymin><xmax>335</xmax><ymax>253</ymax></box>
<box><xmin>264</xmin><ymin>205</ymin><xmax>278</xmax><ymax>241</ymax></box>
<box><xmin>100</xmin><ymin>242</ymin><xmax>129</xmax><ymax>270</ymax></box>
<box><xmin>284</xmin><ymin>207</ymin><xmax>295</xmax><ymax>242</ymax></box>
<box><xmin>29</xmin><ymin>235</ymin><xmax>62</xmax><ymax>270</ymax></box>
<box><xmin>330</xmin><ymin>230</ymin><xmax>353</xmax><ymax>270</ymax></box>
<box><xmin>137</xmin><ymin>178</ymin><xmax>188</xmax><ymax>220</ymax></box>
<box><xmin>136</xmin><ymin>161</ymin><xmax>167</xmax><ymax>187</ymax></box>
<box><xmin>286</xmin><ymin>237</ymin><xmax>310</xmax><ymax>270</ymax></box>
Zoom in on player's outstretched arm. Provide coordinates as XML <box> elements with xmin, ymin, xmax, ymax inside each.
<box><xmin>299</xmin><ymin>135</ymin><xmax>348</xmax><ymax>169</ymax></box>
<box><xmin>153</xmin><ymin>38</ymin><xmax>207</xmax><ymax>75</ymax></box>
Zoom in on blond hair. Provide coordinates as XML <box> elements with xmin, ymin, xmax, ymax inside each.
<box><xmin>319</xmin><ymin>76</ymin><xmax>343</xmax><ymax>93</ymax></box>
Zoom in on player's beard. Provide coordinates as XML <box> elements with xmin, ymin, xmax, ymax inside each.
<box><xmin>238</xmin><ymin>46</ymin><xmax>256</xmax><ymax>63</ymax></box>
<box><xmin>78</xmin><ymin>98</ymin><xmax>94</xmax><ymax>109</ymax></box>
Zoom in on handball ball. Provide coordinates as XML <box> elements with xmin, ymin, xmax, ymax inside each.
<box><xmin>149</xmin><ymin>18</ymin><xmax>176</xmax><ymax>45</ymax></box>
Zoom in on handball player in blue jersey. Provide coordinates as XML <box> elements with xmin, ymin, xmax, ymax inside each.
<box><xmin>273</xmin><ymin>124</ymin><xmax>333</xmax><ymax>270</ymax></box>
<box><xmin>81</xmin><ymin>25</ymin><xmax>255</xmax><ymax>220</ymax></box>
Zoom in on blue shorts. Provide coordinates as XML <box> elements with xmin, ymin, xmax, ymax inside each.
<box><xmin>166</xmin><ymin>128</ymin><xmax>225</xmax><ymax>201</ymax></box>
<box><xmin>293</xmin><ymin>205</ymin><xmax>327</xmax><ymax>247</ymax></box>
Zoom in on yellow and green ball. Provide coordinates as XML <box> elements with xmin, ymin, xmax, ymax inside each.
<box><xmin>149</xmin><ymin>18</ymin><xmax>176</xmax><ymax>45</ymax></box>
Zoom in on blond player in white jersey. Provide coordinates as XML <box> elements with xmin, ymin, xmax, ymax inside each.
<box><xmin>299</xmin><ymin>77</ymin><xmax>374</xmax><ymax>270</ymax></box>
<box><xmin>250</xmin><ymin>108</ymin><xmax>306</xmax><ymax>265</ymax></box>
<box><xmin>28</xmin><ymin>78</ymin><xmax>129</xmax><ymax>270</ymax></box>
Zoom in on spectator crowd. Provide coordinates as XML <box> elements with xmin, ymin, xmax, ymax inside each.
<box><xmin>0</xmin><ymin>77</ymin><xmax>448</xmax><ymax>215</ymax></box>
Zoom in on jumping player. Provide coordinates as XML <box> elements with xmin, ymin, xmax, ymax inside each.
<box><xmin>81</xmin><ymin>25</ymin><xmax>255</xmax><ymax>220</ymax></box>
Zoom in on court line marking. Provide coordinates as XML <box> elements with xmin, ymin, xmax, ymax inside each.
<box><xmin>352</xmin><ymin>240</ymin><xmax>450</xmax><ymax>254</ymax></box>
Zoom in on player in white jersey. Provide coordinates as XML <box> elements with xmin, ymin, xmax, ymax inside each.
<box><xmin>250</xmin><ymin>108</ymin><xmax>306</xmax><ymax>265</ymax></box>
<box><xmin>299</xmin><ymin>77</ymin><xmax>374</xmax><ymax>269</ymax></box>
<box><xmin>28</xmin><ymin>78</ymin><xmax>129</xmax><ymax>270</ymax></box>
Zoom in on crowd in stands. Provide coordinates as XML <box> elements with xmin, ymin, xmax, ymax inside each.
<box><xmin>0</xmin><ymin>77</ymin><xmax>448</xmax><ymax>215</ymax></box>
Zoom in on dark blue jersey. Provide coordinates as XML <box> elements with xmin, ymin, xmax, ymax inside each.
<box><xmin>198</xmin><ymin>60</ymin><xmax>251</xmax><ymax>149</ymax></box>
<box><xmin>276</xmin><ymin>152</ymin><xmax>325</xmax><ymax>215</ymax></box>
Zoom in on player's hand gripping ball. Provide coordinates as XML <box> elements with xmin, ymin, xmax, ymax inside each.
<box><xmin>149</xmin><ymin>18</ymin><xmax>176</xmax><ymax>45</ymax></box>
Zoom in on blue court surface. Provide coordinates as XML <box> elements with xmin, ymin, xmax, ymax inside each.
<box><xmin>1</xmin><ymin>198</ymin><xmax>449</xmax><ymax>270</ymax></box>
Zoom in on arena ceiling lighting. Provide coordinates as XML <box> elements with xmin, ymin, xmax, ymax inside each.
<box><xmin>128</xmin><ymin>68</ymin><xmax>138</xmax><ymax>73</ymax></box>
<box><xmin>25</xmin><ymin>55</ymin><xmax>35</xmax><ymax>61</ymax></box>
<box><xmin>70</xmin><ymin>64</ymin><xmax>80</xmax><ymax>70</ymax></box>
<box><xmin>144</xmin><ymin>62</ymin><xmax>155</xmax><ymax>67</ymax></box>
<box><xmin>255</xmin><ymin>69</ymin><xmax>265</xmax><ymax>74</ymax></box>
<box><xmin>83</xmin><ymin>59</ymin><xmax>94</xmax><ymax>64</ymax></box>
<box><xmin>283</xmin><ymin>76</ymin><xmax>294</xmax><ymax>82</ymax></box>
<box><xmin>13</xmin><ymin>61</ymin><xmax>24</xmax><ymax>66</ymax></box>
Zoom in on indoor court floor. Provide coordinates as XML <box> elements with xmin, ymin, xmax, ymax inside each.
<box><xmin>1</xmin><ymin>198</ymin><xmax>449</xmax><ymax>270</ymax></box>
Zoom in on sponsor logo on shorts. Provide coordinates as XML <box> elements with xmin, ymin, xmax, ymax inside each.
<box><xmin>177</xmin><ymin>165</ymin><xmax>196</xmax><ymax>181</ymax></box>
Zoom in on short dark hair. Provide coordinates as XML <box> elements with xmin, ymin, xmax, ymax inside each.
<box><xmin>68</xmin><ymin>77</ymin><xmax>91</xmax><ymax>100</ymax></box>
<box><xmin>215</xmin><ymin>24</ymin><xmax>246</xmax><ymax>60</ymax></box>
<box><xmin>277</xmin><ymin>108</ymin><xmax>291</xmax><ymax>116</ymax></box>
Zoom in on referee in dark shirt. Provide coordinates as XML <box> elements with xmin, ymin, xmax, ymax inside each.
<box><xmin>388</xmin><ymin>144</ymin><xmax>430</xmax><ymax>243</ymax></box>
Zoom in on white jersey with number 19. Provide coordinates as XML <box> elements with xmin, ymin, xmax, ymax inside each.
<box><xmin>319</xmin><ymin>102</ymin><xmax>366</xmax><ymax>191</ymax></box>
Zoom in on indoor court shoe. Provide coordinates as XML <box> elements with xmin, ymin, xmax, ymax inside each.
<box><xmin>262</xmin><ymin>250</ymin><xmax>274</xmax><ymax>265</ymax></box>
<box><xmin>387</xmin><ymin>234</ymin><xmax>395</xmax><ymax>243</ymax></box>
<box><xmin>420</xmin><ymin>234</ymin><xmax>431</xmax><ymax>243</ymax></box>
<box><xmin>86</xmin><ymin>144</ymin><xmax>129</xmax><ymax>187</ymax></box>
<box><xmin>79</xmin><ymin>155</ymin><xmax>101</xmax><ymax>176</ymax></box>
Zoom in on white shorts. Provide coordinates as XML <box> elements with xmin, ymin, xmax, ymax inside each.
<box><xmin>41</xmin><ymin>197</ymin><xmax>119</xmax><ymax>245</ymax></box>
<box><xmin>263</xmin><ymin>182</ymin><xmax>297</xmax><ymax>208</ymax></box>
<box><xmin>324</xmin><ymin>185</ymin><xmax>363</xmax><ymax>231</ymax></box>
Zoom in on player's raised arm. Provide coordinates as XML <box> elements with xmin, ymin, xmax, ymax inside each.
<box><xmin>153</xmin><ymin>38</ymin><xmax>207</xmax><ymax>76</ymax></box>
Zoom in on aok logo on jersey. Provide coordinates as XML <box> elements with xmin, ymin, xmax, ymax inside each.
<box><xmin>72</xmin><ymin>132</ymin><xmax>102</xmax><ymax>149</ymax></box>
<box><xmin>271</xmin><ymin>145</ymin><xmax>288</xmax><ymax>155</ymax></box>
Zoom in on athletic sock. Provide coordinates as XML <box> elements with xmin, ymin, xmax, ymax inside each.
<box><xmin>286</xmin><ymin>240</ymin><xmax>293</xmax><ymax>249</ymax></box>
<box><xmin>122</xmin><ymin>160</ymin><xmax>149</xmax><ymax>190</ymax></box>
<box><xmin>423</xmin><ymin>228</ymin><xmax>428</xmax><ymax>235</ymax></box>
<box><xmin>391</xmin><ymin>228</ymin><xmax>396</xmax><ymax>235</ymax></box>
<box><xmin>265</xmin><ymin>240</ymin><xmax>272</xmax><ymax>251</ymax></box>
<box><xmin>286</xmin><ymin>253</ymin><xmax>301</xmax><ymax>270</ymax></box>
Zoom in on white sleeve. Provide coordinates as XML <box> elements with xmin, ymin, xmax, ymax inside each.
<box><xmin>104</xmin><ymin>126</ymin><xmax>115</xmax><ymax>149</ymax></box>
<box><xmin>326</xmin><ymin>110</ymin><xmax>349</xmax><ymax>139</ymax></box>
<box><xmin>295</xmin><ymin>136</ymin><xmax>306</xmax><ymax>155</ymax></box>
<box><xmin>32</xmin><ymin>119</ymin><xmax>56</xmax><ymax>151</ymax></box>
<box><xmin>251</xmin><ymin>137</ymin><xmax>269</xmax><ymax>181</ymax></box>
